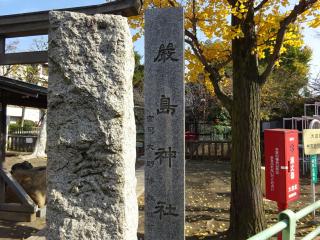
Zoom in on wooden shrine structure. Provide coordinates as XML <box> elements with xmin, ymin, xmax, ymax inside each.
<box><xmin>0</xmin><ymin>76</ymin><xmax>47</xmax><ymax>221</ymax></box>
<box><xmin>0</xmin><ymin>0</ymin><xmax>142</xmax><ymax>221</ymax></box>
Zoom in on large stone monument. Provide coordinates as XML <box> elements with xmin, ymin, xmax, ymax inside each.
<box><xmin>47</xmin><ymin>11</ymin><xmax>137</xmax><ymax>240</ymax></box>
<box><xmin>144</xmin><ymin>8</ymin><xmax>185</xmax><ymax>240</ymax></box>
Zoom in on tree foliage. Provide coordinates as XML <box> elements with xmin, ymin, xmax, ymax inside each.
<box><xmin>197</xmin><ymin>44</ymin><xmax>313</xmax><ymax>121</ymax></box>
<box><xmin>133</xmin><ymin>50</ymin><xmax>144</xmax><ymax>87</ymax></box>
<box><xmin>130</xmin><ymin>1</ymin><xmax>319</xmax><ymax>111</ymax></box>
<box><xmin>261</xmin><ymin>46</ymin><xmax>313</xmax><ymax>120</ymax></box>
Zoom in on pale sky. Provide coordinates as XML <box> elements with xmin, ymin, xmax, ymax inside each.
<box><xmin>0</xmin><ymin>0</ymin><xmax>319</xmax><ymax>78</ymax></box>
<box><xmin>303</xmin><ymin>27</ymin><xmax>320</xmax><ymax>79</ymax></box>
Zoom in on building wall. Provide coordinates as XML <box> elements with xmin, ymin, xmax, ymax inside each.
<box><xmin>7</xmin><ymin>105</ymin><xmax>41</xmax><ymax>123</ymax></box>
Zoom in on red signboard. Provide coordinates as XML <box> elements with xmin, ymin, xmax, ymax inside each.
<box><xmin>264</xmin><ymin>129</ymin><xmax>300</xmax><ymax>207</ymax></box>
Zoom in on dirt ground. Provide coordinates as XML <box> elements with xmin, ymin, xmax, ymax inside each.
<box><xmin>138</xmin><ymin>160</ymin><xmax>320</xmax><ymax>239</ymax></box>
<box><xmin>1</xmin><ymin>153</ymin><xmax>320</xmax><ymax>239</ymax></box>
<box><xmin>137</xmin><ymin>160</ymin><xmax>231</xmax><ymax>240</ymax></box>
<box><xmin>3</xmin><ymin>152</ymin><xmax>47</xmax><ymax>171</ymax></box>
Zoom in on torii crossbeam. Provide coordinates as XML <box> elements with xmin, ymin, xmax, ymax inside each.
<box><xmin>0</xmin><ymin>0</ymin><xmax>142</xmax><ymax>65</ymax></box>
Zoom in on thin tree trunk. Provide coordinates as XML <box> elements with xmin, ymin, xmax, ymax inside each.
<box><xmin>20</xmin><ymin>107</ymin><xmax>26</xmax><ymax>128</ymax></box>
<box><xmin>24</xmin><ymin>111</ymin><xmax>47</xmax><ymax>159</ymax></box>
<box><xmin>229</xmin><ymin>6</ymin><xmax>266</xmax><ymax>239</ymax></box>
<box><xmin>32</xmin><ymin>112</ymin><xmax>47</xmax><ymax>158</ymax></box>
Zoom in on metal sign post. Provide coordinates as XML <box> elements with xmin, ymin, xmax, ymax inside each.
<box><xmin>311</xmin><ymin>154</ymin><xmax>318</xmax><ymax>220</ymax></box>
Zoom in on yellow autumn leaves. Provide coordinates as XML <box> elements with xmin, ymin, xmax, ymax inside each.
<box><xmin>129</xmin><ymin>0</ymin><xmax>320</xmax><ymax>93</ymax></box>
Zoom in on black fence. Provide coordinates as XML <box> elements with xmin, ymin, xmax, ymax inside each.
<box><xmin>136</xmin><ymin>122</ymin><xmax>232</xmax><ymax>160</ymax></box>
<box><xmin>7</xmin><ymin>135</ymin><xmax>37</xmax><ymax>152</ymax></box>
<box><xmin>7</xmin><ymin>127</ymin><xmax>232</xmax><ymax>158</ymax></box>
<box><xmin>186</xmin><ymin>140</ymin><xmax>232</xmax><ymax>160</ymax></box>
<box><xmin>7</xmin><ymin>135</ymin><xmax>146</xmax><ymax>155</ymax></box>
<box><xmin>9</xmin><ymin>127</ymin><xmax>40</xmax><ymax>136</ymax></box>
<box><xmin>186</xmin><ymin>121</ymin><xmax>231</xmax><ymax>141</ymax></box>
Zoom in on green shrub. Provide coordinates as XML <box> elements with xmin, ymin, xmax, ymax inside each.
<box><xmin>23</xmin><ymin>120</ymin><xmax>36</xmax><ymax>131</ymax></box>
<box><xmin>9</xmin><ymin>120</ymin><xmax>37</xmax><ymax>133</ymax></box>
<box><xmin>9</xmin><ymin>123</ymin><xmax>20</xmax><ymax>133</ymax></box>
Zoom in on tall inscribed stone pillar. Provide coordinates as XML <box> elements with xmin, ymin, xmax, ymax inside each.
<box><xmin>47</xmin><ymin>11</ymin><xmax>137</xmax><ymax>240</ymax></box>
<box><xmin>144</xmin><ymin>7</ymin><xmax>185</xmax><ymax>240</ymax></box>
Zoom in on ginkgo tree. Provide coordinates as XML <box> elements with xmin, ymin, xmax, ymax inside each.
<box><xmin>130</xmin><ymin>0</ymin><xmax>320</xmax><ymax>239</ymax></box>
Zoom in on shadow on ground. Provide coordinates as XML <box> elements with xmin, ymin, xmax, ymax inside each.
<box><xmin>137</xmin><ymin>231</ymin><xmax>229</xmax><ymax>240</ymax></box>
<box><xmin>0</xmin><ymin>220</ymin><xmax>39</xmax><ymax>239</ymax></box>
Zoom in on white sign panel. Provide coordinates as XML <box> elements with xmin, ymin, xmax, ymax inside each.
<box><xmin>303</xmin><ymin>129</ymin><xmax>320</xmax><ymax>155</ymax></box>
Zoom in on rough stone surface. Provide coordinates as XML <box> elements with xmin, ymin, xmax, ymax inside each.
<box><xmin>47</xmin><ymin>11</ymin><xmax>137</xmax><ymax>240</ymax></box>
<box><xmin>144</xmin><ymin>8</ymin><xmax>185</xmax><ymax>240</ymax></box>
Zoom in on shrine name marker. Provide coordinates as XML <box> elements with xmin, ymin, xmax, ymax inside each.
<box><xmin>144</xmin><ymin>7</ymin><xmax>185</xmax><ymax>240</ymax></box>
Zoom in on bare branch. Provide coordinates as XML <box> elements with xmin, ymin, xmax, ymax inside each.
<box><xmin>308</xmin><ymin>70</ymin><xmax>320</xmax><ymax>95</ymax></box>
<box><xmin>191</xmin><ymin>0</ymin><xmax>198</xmax><ymax>37</ymax></box>
<box><xmin>185</xmin><ymin>31</ymin><xmax>211</xmax><ymax>70</ymax></box>
<box><xmin>168</xmin><ymin>0</ymin><xmax>180</xmax><ymax>7</ymax></box>
<box><xmin>254</xmin><ymin>0</ymin><xmax>269</xmax><ymax>11</ymax></box>
<box><xmin>209</xmin><ymin>73</ymin><xmax>233</xmax><ymax>113</ymax></box>
<box><xmin>259</xmin><ymin>0</ymin><xmax>318</xmax><ymax>84</ymax></box>
<box><xmin>185</xmin><ymin>32</ymin><xmax>233</xmax><ymax>112</ymax></box>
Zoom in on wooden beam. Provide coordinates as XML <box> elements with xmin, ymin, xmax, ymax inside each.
<box><xmin>0</xmin><ymin>0</ymin><xmax>142</xmax><ymax>38</ymax></box>
<box><xmin>0</xmin><ymin>38</ymin><xmax>4</xmax><ymax>56</ymax></box>
<box><xmin>0</xmin><ymin>102</ymin><xmax>6</xmax><ymax>166</ymax></box>
<box><xmin>0</xmin><ymin>86</ymin><xmax>39</xmax><ymax>98</ymax></box>
<box><xmin>0</xmin><ymin>76</ymin><xmax>47</xmax><ymax>95</ymax></box>
<box><xmin>6</xmin><ymin>99</ymin><xmax>47</xmax><ymax>109</ymax></box>
<box><xmin>0</xmin><ymin>38</ymin><xmax>4</xmax><ymax>69</ymax></box>
<box><xmin>0</xmin><ymin>51</ymin><xmax>48</xmax><ymax>65</ymax></box>
<box><xmin>0</xmin><ymin>179</ymin><xmax>3</xmax><ymax>203</ymax></box>
<box><xmin>0</xmin><ymin>210</ymin><xmax>36</xmax><ymax>222</ymax></box>
<box><xmin>0</xmin><ymin>22</ymin><xmax>49</xmax><ymax>38</ymax></box>
<box><xmin>5</xmin><ymin>95</ymin><xmax>47</xmax><ymax>109</ymax></box>
<box><xmin>0</xmin><ymin>203</ymin><xmax>36</xmax><ymax>213</ymax></box>
<box><xmin>0</xmin><ymin>0</ymin><xmax>142</xmax><ymax>64</ymax></box>
<box><xmin>0</xmin><ymin>102</ymin><xmax>6</xmax><ymax>203</ymax></box>
<box><xmin>0</xmin><ymin>169</ymin><xmax>37</xmax><ymax>212</ymax></box>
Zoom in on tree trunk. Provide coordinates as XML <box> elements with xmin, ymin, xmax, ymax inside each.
<box><xmin>229</xmin><ymin>7</ymin><xmax>266</xmax><ymax>239</ymax></box>
<box><xmin>23</xmin><ymin>111</ymin><xmax>47</xmax><ymax>160</ymax></box>
<box><xmin>32</xmin><ymin>112</ymin><xmax>47</xmax><ymax>158</ymax></box>
<box><xmin>20</xmin><ymin>107</ymin><xmax>26</xmax><ymax>128</ymax></box>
